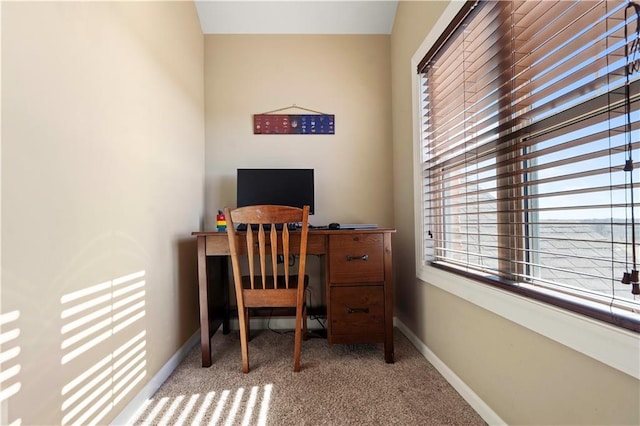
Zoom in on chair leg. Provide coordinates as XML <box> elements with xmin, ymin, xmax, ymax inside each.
<box><xmin>238</xmin><ymin>307</ymin><xmax>250</xmax><ymax>373</ymax></box>
<box><xmin>246</xmin><ymin>308</ymin><xmax>251</xmax><ymax>341</ymax></box>
<box><xmin>302</xmin><ymin>304</ymin><xmax>308</xmax><ymax>340</ymax></box>
<box><xmin>293</xmin><ymin>307</ymin><xmax>303</xmax><ymax>372</ymax></box>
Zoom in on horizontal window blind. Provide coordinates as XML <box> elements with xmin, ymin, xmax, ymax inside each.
<box><xmin>420</xmin><ymin>0</ymin><xmax>640</xmax><ymax>331</ymax></box>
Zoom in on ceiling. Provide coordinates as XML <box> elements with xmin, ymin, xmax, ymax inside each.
<box><xmin>194</xmin><ymin>1</ymin><xmax>399</xmax><ymax>35</ymax></box>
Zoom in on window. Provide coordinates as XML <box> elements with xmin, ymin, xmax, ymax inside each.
<box><xmin>418</xmin><ymin>0</ymin><xmax>640</xmax><ymax>332</ymax></box>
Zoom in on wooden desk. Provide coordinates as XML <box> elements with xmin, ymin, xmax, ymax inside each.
<box><xmin>192</xmin><ymin>228</ymin><xmax>395</xmax><ymax>367</ymax></box>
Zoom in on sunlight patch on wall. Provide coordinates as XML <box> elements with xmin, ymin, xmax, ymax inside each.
<box><xmin>0</xmin><ymin>310</ymin><xmax>22</xmax><ymax>426</ymax></box>
<box><xmin>60</xmin><ymin>271</ymin><xmax>147</xmax><ymax>426</ymax></box>
<box><xmin>132</xmin><ymin>384</ymin><xmax>273</xmax><ymax>426</ymax></box>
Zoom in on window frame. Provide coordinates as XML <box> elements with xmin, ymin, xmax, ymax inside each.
<box><xmin>411</xmin><ymin>0</ymin><xmax>639</xmax><ymax>380</ymax></box>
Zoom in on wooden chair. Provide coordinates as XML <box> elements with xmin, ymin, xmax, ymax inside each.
<box><xmin>224</xmin><ymin>204</ymin><xmax>310</xmax><ymax>373</ymax></box>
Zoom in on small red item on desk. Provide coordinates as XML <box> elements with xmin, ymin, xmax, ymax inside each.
<box><xmin>216</xmin><ymin>210</ymin><xmax>227</xmax><ymax>232</ymax></box>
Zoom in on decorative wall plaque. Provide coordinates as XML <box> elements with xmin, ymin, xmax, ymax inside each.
<box><xmin>253</xmin><ymin>105</ymin><xmax>335</xmax><ymax>135</ymax></box>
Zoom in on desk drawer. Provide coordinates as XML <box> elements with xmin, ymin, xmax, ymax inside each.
<box><xmin>206</xmin><ymin>235</ymin><xmax>231</xmax><ymax>255</ymax></box>
<box><xmin>277</xmin><ymin>233</ymin><xmax>325</xmax><ymax>254</ymax></box>
<box><xmin>305</xmin><ymin>233</ymin><xmax>326</xmax><ymax>254</ymax></box>
<box><xmin>329</xmin><ymin>234</ymin><xmax>384</xmax><ymax>283</ymax></box>
<box><xmin>330</xmin><ymin>285</ymin><xmax>384</xmax><ymax>340</ymax></box>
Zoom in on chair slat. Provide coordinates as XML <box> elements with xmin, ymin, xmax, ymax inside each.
<box><xmin>258</xmin><ymin>225</ymin><xmax>266</xmax><ymax>288</ymax></box>
<box><xmin>283</xmin><ymin>226</ymin><xmax>290</xmax><ymax>288</ymax></box>
<box><xmin>270</xmin><ymin>225</ymin><xmax>278</xmax><ymax>288</ymax></box>
<box><xmin>246</xmin><ymin>228</ymin><xmax>255</xmax><ymax>289</ymax></box>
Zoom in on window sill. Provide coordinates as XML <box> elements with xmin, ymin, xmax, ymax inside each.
<box><xmin>417</xmin><ymin>263</ymin><xmax>640</xmax><ymax>380</ymax></box>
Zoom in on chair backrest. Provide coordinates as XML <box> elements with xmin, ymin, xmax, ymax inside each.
<box><xmin>224</xmin><ymin>205</ymin><xmax>310</xmax><ymax>296</ymax></box>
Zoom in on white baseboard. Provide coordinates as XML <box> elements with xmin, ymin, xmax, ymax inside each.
<box><xmin>110</xmin><ymin>330</ymin><xmax>201</xmax><ymax>425</ymax></box>
<box><xmin>394</xmin><ymin>318</ymin><xmax>506</xmax><ymax>426</ymax></box>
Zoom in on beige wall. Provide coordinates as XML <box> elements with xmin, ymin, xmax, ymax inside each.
<box><xmin>1</xmin><ymin>2</ymin><xmax>204</xmax><ymax>425</ymax></box>
<box><xmin>391</xmin><ymin>2</ymin><xmax>640</xmax><ymax>425</ymax></box>
<box><xmin>203</xmin><ymin>34</ymin><xmax>393</xmax><ymax>230</ymax></box>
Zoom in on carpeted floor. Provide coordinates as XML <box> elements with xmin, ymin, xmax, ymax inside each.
<box><xmin>131</xmin><ymin>328</ymin><xmax>487</xmax><ymax>425</ymax></box>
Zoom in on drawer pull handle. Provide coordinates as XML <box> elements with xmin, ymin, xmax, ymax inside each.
<box><xmin>346</xmin><ymin>254</ymin><xmax>368</xmax><ymax>262</ymax></box>
<box><xmin>347</xmin><ymin>307</ymin><xmax>369</xmax><ymax>314</ymax></box>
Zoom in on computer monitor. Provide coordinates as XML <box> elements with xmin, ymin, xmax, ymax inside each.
<box><xmin>236</xmin><ymin>168</ymin><xmax>315</xmax><ymax>214</ymax></box>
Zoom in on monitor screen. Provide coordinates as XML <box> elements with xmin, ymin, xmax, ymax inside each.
<box><xmin>236</xmin><ymin>168</ymin><xmax>315</xmax><ymax>214</ymax></box>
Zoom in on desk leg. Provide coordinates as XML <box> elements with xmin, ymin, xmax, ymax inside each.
<box><xmin>384</xmin><ymin>335</ymin><xmax>395</xmax><ymax>363</ymax></box>
<box><xmin>383</xmin><ymin>232</ymin><xmax>395</xmax><ymax>364</ymax></box>
<box><xmin>197</xmin><ymin>236</ymin><xmax>212</xmax><ymax>367</ymax></box>
<box><xmin>221</xmin><ymin>256</ymin><xmax>230</xmax><ymax>334</ymax></box>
